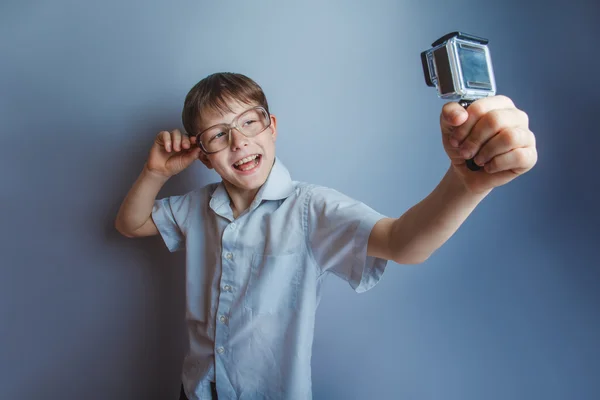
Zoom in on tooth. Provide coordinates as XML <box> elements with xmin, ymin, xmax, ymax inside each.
<box><xmin>235</xmin><ymin>155</ymin><xmax>258</xmax><ymax>166</ymax></box>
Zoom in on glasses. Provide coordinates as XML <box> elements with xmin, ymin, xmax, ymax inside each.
<box><xmin>195</xmin><ymin>106</ymin><xmax>271</xmax><ymax>154</ymax></box>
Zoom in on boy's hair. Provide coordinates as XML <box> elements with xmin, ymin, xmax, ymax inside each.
<box><xmin>181</xmin><ymin>72</ymin><xmax>270</xmax><ymax>136</ymax></box>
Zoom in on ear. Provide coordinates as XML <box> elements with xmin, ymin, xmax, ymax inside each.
<box><xmin>198</xmin><ymin>151</ymin><xmax>214</xmax><ymax>169</ymax></box>
<box><xmin>269</xmin><ymin>114</ymin><xmax>278</xmax><ymax>142</ymax></box>
<box><xmin>190</xmin><ymin>135</ymin><xmax>214</xmax><ymax>169</ymax></box>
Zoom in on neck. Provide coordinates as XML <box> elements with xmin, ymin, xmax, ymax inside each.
<box><xmin>223</xmin><ymin>181</ymin><xmax>260</xmax><ymax>219</ymax></box>
<box><xmin>223</xmin><ymin>158</ymin><xmax>276</xmax><ymax>218</ymax></box>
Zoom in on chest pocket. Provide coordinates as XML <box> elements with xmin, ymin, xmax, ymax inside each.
<box><xmin>244</xmin><ymin>253</ymin><xmax>302</xmax><ymax>315</ymax></box>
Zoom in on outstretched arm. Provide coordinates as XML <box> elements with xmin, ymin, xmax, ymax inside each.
<box><xmin>368</xmin><ymin>95</ymin><xmax>537</xmax><ymax>264</ymax></box>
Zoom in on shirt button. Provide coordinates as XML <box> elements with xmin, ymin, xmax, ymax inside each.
<box><xmin>230</xmin><ymin>223</ymin><xmax>236</xmax><ymax>230</ymax></box>
<box><xmin>225</xmin><ymin>253</ymin><xmax>233</xmax><ymax>260</ymax></box>
<box><xmin>219</xmin><ymin>315</ymin><xmax>228</xmax><ymax>323</ymax></box>
<box><xmin>216</xmin><ymin>347</ymin><xmax>225</xmax><ymax>354</ymax></box>
<box><xmin>223</xmin><ymin>285</ymin><xmax>231</xmax><ymax>291</ymax></box>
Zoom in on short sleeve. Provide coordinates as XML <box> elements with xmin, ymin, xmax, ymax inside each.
<box><xmin>304</xmin><ymin>186</ymin><xmax>389</xmax><ymax>293</ymax></box>
<box><xmin>151</xmin><ymin>194</ymin><xmax>190</xmax><ymax>253</ymax></box>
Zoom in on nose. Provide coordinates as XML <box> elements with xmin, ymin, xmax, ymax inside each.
<box><xmin>230</xmin><ymin>128</ymin><xmax>249</xmax><ymax>150</ymax></box>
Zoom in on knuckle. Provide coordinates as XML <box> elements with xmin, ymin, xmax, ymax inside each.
<box><xmin>531</xmin><ymin>148</ymin><xmax>539</xmax><ymax>166</ymax></box>
<box><xmin>462</xmin><ymin>137</ymin><xmax>480</xmax><ymax>155</ymax></box>
<box><xmin>463</xmin><ymin>136</ymin><xmax>478</xmax><ymax>148</ymax></box>
<box><xmin>497</xmin><ymin>94</ymin><xmax>515</xmax><ymax>108</ymax></box>
<box><xmin>469</xmin><ymin>101</ymin><xmax>486</xmax><ymax>117</ymax></box>
<box><xmin>485</xmin><ymin>110</ymin><xmax>504</xmax><ymax>131</ymax></box>
<box><xmin>514</xmin><ymin>148</ymin><xmax>528</xmax><ymax>165</ymax></box>
<box><xmin>515</xmin><ymin>126</ymin><xmax>534</xmax><ymax>148</ymax></box>
<box><xmin>498</xmin><ymin>129</ymin><xmax>514</xmax><ymax>147</ymax></box>
<box><xmin>477</xmin><ymin>147</ymin><xmax>490</xmax><ymax>162</ymax></box>
<box><xmin>518</xmin><ymin>109</ymin><xmax>529</xmax><ymax>125</ymax></box>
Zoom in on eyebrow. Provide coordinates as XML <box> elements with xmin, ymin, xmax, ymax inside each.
<box><xmin>199</xmin><ymin>106</ymin><xmax>255</xmax><ymax>132</ymax></box>
<box><xmin>198</xmin><ymin>111</ymin><xmax>233</xmax><ymax>133</ymax></box>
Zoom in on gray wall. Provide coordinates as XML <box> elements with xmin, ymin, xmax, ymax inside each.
<box><xmin>2</xmin><ymin>0</ymin><xmax>599</xmax><ymax>399</ymax></box>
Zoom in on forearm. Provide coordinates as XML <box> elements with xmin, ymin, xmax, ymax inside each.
<box><xmin>115</xmin><ymin>166</ymin><xmax>169</xmax><ymax>236</ymax></box>
<box><xmin>391</xmin><ymin>167</ymin><xmax>492</xmax><ymax>263</ymax></box>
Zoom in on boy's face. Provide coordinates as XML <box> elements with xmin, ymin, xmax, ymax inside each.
<box><xmin>196</xmin><ymin>100</ymin><xmax>278</xmax><ymax>194</ymax></box>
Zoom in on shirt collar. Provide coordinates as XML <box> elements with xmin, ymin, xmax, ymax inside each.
<box><xmin>257</xmin><ymin>157</ymin><xmax>295</xmax><ymax>201</ymax></box>
<box><xmin>209</xmin><ymin>157</ymin><xmax>295</xmax><ymax>217</ymax></box>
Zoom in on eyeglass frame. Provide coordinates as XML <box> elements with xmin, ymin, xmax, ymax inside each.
<box><xmin>194</xmin><ymin>106</ymin><xmax>272</xmax><ymax>154</ymax></box>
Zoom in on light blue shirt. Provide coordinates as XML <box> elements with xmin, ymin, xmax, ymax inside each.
<box><xmin>152</xmin><ymin>157</ymin><xmax>389</xmax><ymax>399</ymax></box>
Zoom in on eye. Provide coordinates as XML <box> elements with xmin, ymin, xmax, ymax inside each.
<box><xmin>242</xmin><ymin>119</ymin><xmax>257</xmax><ymax>127</ymax></box>
<box><xmin>210</xmin><ymin>131</ymin><xmax>227</xmax><ymax>142</ymax></box>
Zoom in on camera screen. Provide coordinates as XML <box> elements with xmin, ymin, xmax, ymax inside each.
<box><xmin>458</xmin><ymin>44</ymin><xmax>491</xmax><ymax>89</ymax></box>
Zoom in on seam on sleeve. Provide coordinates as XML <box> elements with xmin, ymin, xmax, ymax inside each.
<box><xmin>350</xmin><ymin>213</ymin><xmax>388</xmax><ymax>293</ymax></box>
<box><xmin>152</xmin><ymin>197</ymin><xmax>184</xmax><ymax>252</ymax></box>
<box><xmin>302</xmin><ymin>185</ymin><xmax>322</xmax><ymax>278</ymax></box>
<box><xmin>170</xmin><ymin>198</ymin><xmax>185</xmax><ymax>234</ymax></box>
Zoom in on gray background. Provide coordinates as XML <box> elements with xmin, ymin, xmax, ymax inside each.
<box><xmin>1</xmin><ymin>0</ymin><xmax>599</xmax><ymax>399</ymax></box>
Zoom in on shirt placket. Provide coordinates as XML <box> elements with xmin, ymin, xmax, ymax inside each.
<box><xmin>213</xmin><ymin>219</ymin><xmax>237</xmax><ymax>393</ymax></box>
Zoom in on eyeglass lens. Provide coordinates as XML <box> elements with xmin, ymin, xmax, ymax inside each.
<box><xmin>198</xmin><ymin>108</ymin><xmax>269</xmax><ymax>153</ymax></box>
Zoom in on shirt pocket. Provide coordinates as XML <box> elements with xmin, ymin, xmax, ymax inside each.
<box><xmin>244</xmin><ymin>253</ymin><xmax>302</xmax><ymax>315</ymax></box>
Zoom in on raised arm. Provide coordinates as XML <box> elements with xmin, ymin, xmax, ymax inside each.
<box><xmin>115</xmin><ymin>129</ymin><xmax>200</xmax><ymax>237</ymax></box>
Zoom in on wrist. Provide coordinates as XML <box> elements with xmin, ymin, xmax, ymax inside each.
<box><xmin>142</xmin><ymin>164</ymin><xmax>171</xmax><ymax>185</ymax></box>
<box><xmin>445</xmin><ymin>165</ymin><xmax>492</xmax><ymax>198</ymax></box>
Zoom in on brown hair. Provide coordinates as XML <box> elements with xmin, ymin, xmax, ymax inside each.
<box><xmin>181</xmin><ymin>72</ymin><xmax>270</xmax><ymax>136</ymax></box>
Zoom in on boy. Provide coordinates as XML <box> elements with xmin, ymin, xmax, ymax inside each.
<box><xmin>115</xmin><ymin>72</ymin><xmax>537</xmax><ymax>399</ymax></box>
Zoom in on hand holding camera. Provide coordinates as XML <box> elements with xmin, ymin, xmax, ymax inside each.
<box><xmin>421</xmin><ymin>32</ymin><xmax>537</xmax><ymax>192</ymax></box>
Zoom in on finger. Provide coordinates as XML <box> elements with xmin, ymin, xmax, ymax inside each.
<box><xmin>181</xmin><ymin>134</ymin><xmax>191</xmax><ymax>150</ymax></box>
<box><xmin>158</xmin><ymin>131</ymin><xmax>172</xmax><ymax>152</ymax></box>
<box><xmin>459</xmin><ymin>108</ymin><xmax>529</xmax><ymax>161</ymax></box>
<box><xmin>451</xmin><ymin>95</ymin><xmax>516</xmax><ymax>144</ymax></box>
<box><xmin>444</xmin><ymin>139</ymin><xmax>471</xmax><ymax>167</ymax></box>
<box><xmin>473</xmin><ymin>127</ymin><xmax>535</xmax><ymax>166</ymax></box>
<box><xmin>182</xmin><ymin>146</ymin><xmax>201</xmax><ymax>164</ymax></box>
<box><xmin>484</xmin><ymin>146</ymin><xmax>538</xmax><ymax>174</ymax></box>
<box><xmin>440</xmin><ymin>102</ymin><xmax>469</xmax><ymax>140</ymax></box>
<box><xmin>172</xmin><ymin>129</ymin><xmax>182</xmax><ymax>152</ymax></box>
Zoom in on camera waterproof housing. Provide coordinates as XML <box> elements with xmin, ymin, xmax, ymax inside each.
<box><xmin>421</xmin><ymin>31</ymin><xmax>496</xmax><ymax>102</ymax></box>
<box><xmin>421</xmin><ymin>32</ymin><xmax>497</xmax><ymax>171</ymax></box>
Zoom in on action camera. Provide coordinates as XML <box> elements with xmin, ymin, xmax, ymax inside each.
<box><xmin>421</xmin><ymin>31</ymin><xmax>496</xmax><ymax>102</ymax></box>
<box><xmin>421</xmin><ymin>32</ymin><xmax>497</xmax><ymax>171</ymax></box>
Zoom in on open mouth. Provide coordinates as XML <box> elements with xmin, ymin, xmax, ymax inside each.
<box><xmin>232</xmin><ymin>154</ymin><xmax>262</xmax><ymax>171</ymax></box>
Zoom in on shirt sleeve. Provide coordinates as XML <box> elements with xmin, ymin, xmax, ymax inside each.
<box><xmin>151</xmin><ymin>193</ymin><xmax>191</xmax><ymax>253</ymax></box>
<box><xmin>304</xmin><ymin>186</ymin><xmax>389</xmax><ymax>293</ymax></box>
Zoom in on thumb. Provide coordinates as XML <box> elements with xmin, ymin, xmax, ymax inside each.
<box><xmin>440</xmin><ymin>102</ymin><xmax>468</xmax><ymax>135</ymax></box>
<box><xmin>180</xmin><ymin>146</ymin><xmax>202</xmax><ymax>167</ymax></box>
